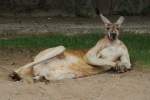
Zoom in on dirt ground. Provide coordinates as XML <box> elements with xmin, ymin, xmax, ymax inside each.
<box><xmin>0</xmin><ymin>48</ymin><xmax>150</xmax><ymax>100</ymax></box>
<box><xmin>0</xmin><ymin>16</ymin><xmax>150</xmax><ymax>36</ymax></box>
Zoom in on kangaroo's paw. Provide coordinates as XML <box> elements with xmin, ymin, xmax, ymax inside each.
<box><xmin>9</xmin><ymin>72</ymin><xmax>22</xmax><ymax>81</ymax></box>
<box><xmin>115</xmin><ymin>62</ymin><xmax>131</xmax><ymax>73</ymax></box>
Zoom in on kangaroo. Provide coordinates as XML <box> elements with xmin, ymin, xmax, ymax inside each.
<box><xmin>10</xmin><ymin>46</ymin><xmax>101</xmax><ymax>82</ymax></box>
<box><xmin>84</xmin><ymin>14</ymin><xmax>131</xmax><ymax>72</ymax></box>
<box><xmin>10</xmin><ymin>14</ymin><xmax>131</xmax><ymax>82</ymax></box>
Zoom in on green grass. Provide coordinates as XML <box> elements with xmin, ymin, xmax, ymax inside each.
<box><xmin>0</xmin><ymin>33</ymin><xmax>150</xmax><ymax>68</ymax></box>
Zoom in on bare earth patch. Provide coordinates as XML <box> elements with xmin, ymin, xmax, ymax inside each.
<box><xmin>0</xmin><ymin>17</ymin><xmax>150</xmax><ymax>36</ymax></box>
<box><xmin>0</xmin><ymin>49</ymin><xmax>150</xmax><ymax>100</ymax></box>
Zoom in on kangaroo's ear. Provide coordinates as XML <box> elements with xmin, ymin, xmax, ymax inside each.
<box><xmin>100</xmin><ymin>14</ymin><xmax>111</xmax><ymax>26</ymax></box>
<box><xmin>116</xmin><ymin>16</ymin><xmax>125</xmax><ymax>27</ymax></box>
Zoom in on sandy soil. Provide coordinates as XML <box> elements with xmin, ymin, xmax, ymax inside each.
<box><xmin>0</xmin><ymin>16</ymin><xmax>150</xmax><ymax>36</ymax></box>
<box><xmin>0</xmin><ymin>48</ymin><xmax>150</xmax><ymax>100</ymax></box>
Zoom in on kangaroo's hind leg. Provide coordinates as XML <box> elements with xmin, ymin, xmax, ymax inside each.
<box><xmin>10</xmin><ymin>46</ymin><xmax>66</xmax><ymax>82</ymax></box>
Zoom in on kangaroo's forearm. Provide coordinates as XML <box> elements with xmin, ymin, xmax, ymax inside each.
<box><xmin>84</xmin><ymin>56</ymin><xmax>116</xmax><ymax>70</ymax></box>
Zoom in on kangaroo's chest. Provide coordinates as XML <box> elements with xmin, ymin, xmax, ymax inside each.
<box><xmin>100</xmin><ymin>45</ymin><xmax>122</xmax><ymax>61</ymax></box>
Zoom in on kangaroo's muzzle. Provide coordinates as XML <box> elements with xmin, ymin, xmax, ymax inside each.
<box><xmin>108</xmin><ymin>32</ymin><xmax>117</xmax><ymax>41</ymax></box>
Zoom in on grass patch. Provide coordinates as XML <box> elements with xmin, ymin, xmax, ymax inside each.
<box><xmin>0</xmin><ymin>34</ymin><xmax>99</xmax><ymax>49</ymax></box>
<box><xmin>0</xmin><ymin>33</ymin><xmax>150</xmax><ymax>68</ymax></box>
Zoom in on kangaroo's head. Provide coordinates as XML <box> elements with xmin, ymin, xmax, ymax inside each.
<box><xmin>100</xmin><ymin>14</ymin><xmax>124</xmax><ymax>41</ymax></box>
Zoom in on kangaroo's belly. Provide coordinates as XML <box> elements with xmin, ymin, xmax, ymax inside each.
<box><xmin>33</xmin><ymin>52</ymin><xmax>100</xmax><ymax>80</ymax></box>
<box><xmin>100</xmin><ymin>46</ymin><xmax>122</xmax><ymax>61</ymax></box>
<box><xmin>33</xmin><ymin>52</ymin><xmax>80</xmax><ymax>80</ymax></box>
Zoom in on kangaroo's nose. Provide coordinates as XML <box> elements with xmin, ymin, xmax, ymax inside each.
<box><xmin>110</xmin><ymin>32</ymin><xmax>116</xmax><ymax>36</ymax></box>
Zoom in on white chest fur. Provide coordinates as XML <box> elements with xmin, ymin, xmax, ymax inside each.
<box><xmin>100</xmin><ymin>44</ymin><xmax>122</xmax><ymax>61</ymax></box>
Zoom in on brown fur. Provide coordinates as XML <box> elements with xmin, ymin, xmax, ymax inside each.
<box><xmin>64</xmin><ymin>51</ymin><xmax>102</xmax><ymax>77</ymax></box>
<box><xmin>10</xmin><ymin>50</ymin><xmax>102</xmax><ymax>82</ymax></box>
